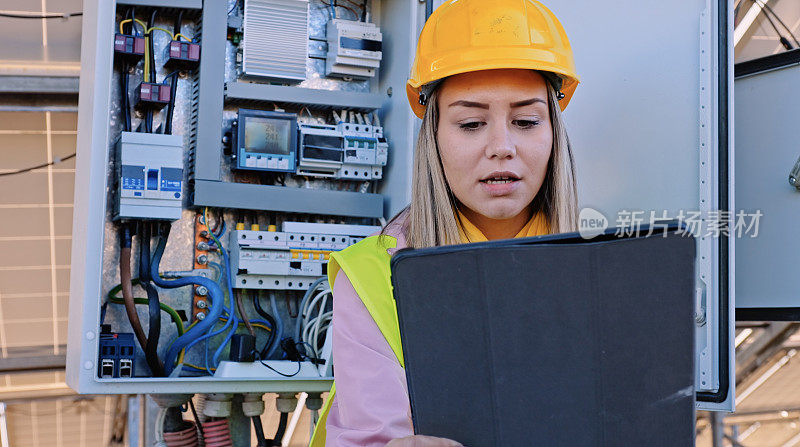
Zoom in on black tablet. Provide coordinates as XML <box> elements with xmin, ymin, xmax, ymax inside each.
<box><xmin>390</xmin><ymin>222</ymin><xmax>696</xmax><ymax>446</ymax></box>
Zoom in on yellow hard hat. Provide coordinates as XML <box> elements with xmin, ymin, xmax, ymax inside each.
<box><xmin>406</xmin><ymin>0</ymin><xmax>580</xmax><ymax>119</ymax></box>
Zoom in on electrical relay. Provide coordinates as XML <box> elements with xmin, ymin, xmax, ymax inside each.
<box><xmin>326</xmin><ymin>19</ymin><xmax>383</xmax><ymax>79</ymax></box>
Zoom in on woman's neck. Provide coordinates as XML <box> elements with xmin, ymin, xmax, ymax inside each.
<box><xmin>459</xmin><ymin>206</ymin><xmax>533</xmax><ymax>240</ymax></box>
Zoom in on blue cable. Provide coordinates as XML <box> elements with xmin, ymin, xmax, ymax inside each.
<box><xmin>211</xmin><ymin>243</ymin><xmax>238</xmax><ymax>366</ymax></box>
<box><xmin>150</xmin><ymin>225</ymin><xmax>226</xmax><ymax>375</ymax></box>
<box><xmin>266</xmin><ymin>292</ymin><xmax>284</xmax><ymax>358</ymax></box>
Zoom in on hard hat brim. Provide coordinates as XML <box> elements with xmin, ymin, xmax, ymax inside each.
<box><xmin>407</xmin><ymin>67</ymin><xmax>579</xmax><ymax>119</ymax></box>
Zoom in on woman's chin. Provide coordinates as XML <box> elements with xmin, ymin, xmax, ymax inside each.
<box><xmin>469</xmin><ymin>203</ymin><xmax>530</xmax><ymax>222</ymax></box>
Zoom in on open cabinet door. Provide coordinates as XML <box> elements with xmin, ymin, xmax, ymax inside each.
<box><xmin>547</xmin><ymin>0</ymin><xmax>735</xmax><ymax>411</ymax></box>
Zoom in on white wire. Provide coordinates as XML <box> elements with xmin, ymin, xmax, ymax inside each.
<box><xmin>302</xmin><ymin>289</ymin><xmax>330</xmax><ymax>331</ymax></box>
<box><xmin>311</xmin><ymin>301</ymin><xmax>330</xmax><ymax>350</ymax></box>
<box><xmin>154</xmin><ymin>407</ymin><xmax>167</xmax><ymax>444</ymax></box>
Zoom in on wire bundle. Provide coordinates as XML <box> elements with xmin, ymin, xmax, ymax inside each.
<box><xmin>296</xmin><ymin>278</ymin><xmax>333</xmax><ymax>359</ymax></box>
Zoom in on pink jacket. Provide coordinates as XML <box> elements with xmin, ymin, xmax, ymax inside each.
<box><xmin>325</xmin><ymin>220</ymin><xmax>413</xmax><ymax>446</ymax></box>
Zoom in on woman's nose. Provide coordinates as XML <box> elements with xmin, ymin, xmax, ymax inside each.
<box><xmin>485</xmin><ymin>122</ymin><xmax>516</xmax><ymax>159</ymax></box>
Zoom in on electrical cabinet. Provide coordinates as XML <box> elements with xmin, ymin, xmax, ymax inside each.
<box><xmin>68</xmin><ymin>0</ymin><xmax>734</xmax><ymax>415</ymax></box>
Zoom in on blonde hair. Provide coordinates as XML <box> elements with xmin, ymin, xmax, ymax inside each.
<box><xmin>387</xmin><ymin>78</ymin><xmax>579</xmax><ymax>249</ymax></box>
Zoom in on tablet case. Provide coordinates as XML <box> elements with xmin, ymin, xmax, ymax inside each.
<box><xmin>391</xmin><ymin>225</ymin><xmax>696</xmax><ymax>447</ymax></box>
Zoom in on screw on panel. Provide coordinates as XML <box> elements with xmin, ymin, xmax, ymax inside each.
<box><xmin>197</xmin><ymin>300</ymin><xmax>208</xmax><ymax>309</ymax></box>
<box><xmin>196</xmin><ymin>285</ymin><xmax>209</xmax><ymax>296</ymax></box>
<box><xmin>195</xmin><ymin>312</ymin><xmax>206</xmax><ymax>320</ymax></box>
<box><xmin>196</xmin><ymin>254</ymin><xmax>208</xmax><ymax>265</ymax></box>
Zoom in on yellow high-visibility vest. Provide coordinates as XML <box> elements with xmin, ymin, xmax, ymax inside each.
<box><xmin>309</xmin><ymin>235</ymin><xmax>404</xmax><ymax>447</ymax></box>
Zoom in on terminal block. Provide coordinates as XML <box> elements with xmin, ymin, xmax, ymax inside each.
<box><xmin>114</xmin><ymin>33</ymin><xmax>145</xmax><ymax>63</ymax></box>
<box><xmin>134</xmin><ymin>82</ymin><xmax>171</xmax><ymax>111</ymax></box>
<box><xmin>164</xmin><ymin>40</ymin><xmax>201</xmax><ymax>70</ymax></box>
<box><xmin>98</xmin><ymin>325</ymin><xmax>135</xmax><ymax>379</ymax></box>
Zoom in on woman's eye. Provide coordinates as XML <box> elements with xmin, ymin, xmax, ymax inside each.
<box><xmin>513</xmin><ymin>119</ymin><xmax>539</xmax><ymax>129</ymax></box>
<box><xmin>459</xmin><ymin>121</ymin><xmax>484</xmax><ymax>131</ymax></box>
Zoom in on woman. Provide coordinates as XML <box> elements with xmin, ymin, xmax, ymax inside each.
<box><xmin>311</xmin><ymin>0</ymin><xmax>580</xmax><ymax>445</ymax></box>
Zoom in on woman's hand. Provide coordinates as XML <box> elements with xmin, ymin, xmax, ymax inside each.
<box><xmin>385</xmin><ymin>435</ymin><xmax>464</xmax><ymax>447</ymax></box>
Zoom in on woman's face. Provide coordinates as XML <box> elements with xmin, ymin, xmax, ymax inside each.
<box><xmin>436</xmin><ymin>69</ymin><xmax>552</xmax><ymax>226</ymax></box>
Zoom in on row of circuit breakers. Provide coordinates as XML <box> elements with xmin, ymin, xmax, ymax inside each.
<box><xmin>230</xmin><ymin>221</ymin><xmax>380</xmax><ymax>291</ymax></box>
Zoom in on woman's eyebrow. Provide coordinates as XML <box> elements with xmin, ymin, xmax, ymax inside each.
<box><xmin>447</xmin><ymin>100</ymin><xmax>489</xmax><ymax>109</ymax></box>
<box><xmin>510</xmin><ymin>98</ymin><xmax>546</xmax><ymax>108</ymax></box>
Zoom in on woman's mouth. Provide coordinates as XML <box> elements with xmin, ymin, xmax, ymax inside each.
<box><xmin>479</xmin><ymin>172</ymin><xmax>521</xmax><ymax>195</ymax></box>
<box><xmin>481</xmin><ymin>176</ymin><xmax>517</xmax><ymax>185</ymax></box>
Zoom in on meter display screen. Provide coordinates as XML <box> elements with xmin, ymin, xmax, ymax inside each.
<box><xmin>244</xmin><ymin>117</ymin><xmax>292</xmax><ymax>155</ymax></box>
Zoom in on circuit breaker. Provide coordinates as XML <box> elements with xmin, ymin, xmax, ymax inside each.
<box><xmin>114</xmin><ymin>132</ymin><xmax>184</xmax><ymax>221</ymax></box>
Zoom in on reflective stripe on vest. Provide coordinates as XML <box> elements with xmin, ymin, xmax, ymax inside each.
<box><xmin>309</xmin><ymin>235</ymin><xmax>404</xmax><ymax>446</ymax></box>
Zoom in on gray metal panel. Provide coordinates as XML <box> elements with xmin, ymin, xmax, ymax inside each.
<box><xmin>734</xmin><ymin>64</ymin><xmax>800</xmax><ymax>308</ymax></box>
<box><xmin>375</xmin><ymin>0</ymin><xmax>425</xmax><ymax>217</ymax></box>
<box><xmin>194</xmin><ymin>180</ymin><xmax>384</xmax><ymax>218</ymax></box>
<box><xmin>66</xmin><ymin>0</ymin><xmax>116</xmax><ymax>394</ymax></box>
<box><xmin>225</xmin><ymin>81</ymin><xmax>385</xmax><ymax>111</ymax></box>
<box><xmin>193</xmin><ymin>0</ymin><xmax>228</xmax><ymax>182</ymax></box>
<box><xmin>0</xmin><ymin>76</ymin><xmax>79</xmax><ymax>94</ymax></box>
<box><xmin>546</xmin><ymin>0</ymin><xmax>733</xmax><ymax>411</ymax></box>
<box><xmin>117</xmin><ymin>0</ymin><xmax>202</xmax><ymax>8</ymax></box>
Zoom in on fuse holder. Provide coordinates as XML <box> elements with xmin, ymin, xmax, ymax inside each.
<box><xmin>114</xmin><ymin>33</ymin><xmax>145</xmax><ymax>63</ymax></box>
<box><xmin>134</xmin><ymin>82</ymin><xmax>171</xmax><ymax>111</ymax></box>
<box><xmin>164</xmin><ymin>40</ymin><xmax>201</xmax><ymax>70</ymax></box>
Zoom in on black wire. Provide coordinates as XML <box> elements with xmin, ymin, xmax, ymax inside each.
<box><xmin>253</xmin><ymin>292</ymin><xmax>278</xmax><ymax>358</ymax></box>
<box><xmin>270</xmin><ymin>412</ymin><xmax>289</xmax><ymax>446</ymax></box>
<box><xmin>124</xmin><ymin>7</ymin><xmax>134</xmax><ymax>34</ymax></box>
<box><xmin>0</xmin><ymin>12</ymin><xmax>82</xmax><ymax>19</ymax></box>
<box><xmin>145</xmin><ymin>10</ymin><xmax>158</xmax><ymax>133</ymax></box>
<box><xmin>121</xmin><ymin>65</ymin><xmax>131</xmax><ymax>132</ymax></box>
<box><xmin>0</xmin><ymin>153</ymin><xmax>75</xmax><ymax>177</ymax></box>
<box><xmin>148</xmin><ymin>10</ymin><xmax>158</xmax><ymax>82</ymax></box>
<box><xmin>173</xmin><ymin>10</ymin><xmax>183</xmax><ymax>36</ymax></box>
<box><xmin>252</xmin><ymin>416</ymin><xmax>269</xmax><ymax>447</ymax></box>
<box><xmin>164</xmin><ymin>72</ymin><xmax>179</xmax><ymax>134</ymax></box>
<box><xmin>138</xmin><ymin>223</ymin><xmax>164</xmax><ymax>377</ymax></box>
<box><xmin>258</xmin><ymin>357</ymin><xmax>302</xmax><ymax>377</ymax></box>
<box><xmin>753</xmin><ymin>0</ymin><xmax>800</xmax><ymax>47</ymax></box>
<box><xmin>753</xmin><ymin>0</ymin><xmax>793</xmax><ymax>50</ymax></box>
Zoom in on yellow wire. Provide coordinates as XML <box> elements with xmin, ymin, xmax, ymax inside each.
<box><xmin>147</xmin><ymin>27</ymin><xmax>175</xmax><ymax>39</ymax></box>
<box><xmin>118</xmin><ymin>18</ymin><xmax>147</xmax><ymax>35</ymax></box>
<box><xmin>143</xmin><ymin>33</ymin><xmax>150</xmax><ymax>82</ymax></box>
<box><xmin>174</xmin><ymin>33</ymin><xmax>192</xmax><ymax>42</ymax></box>
<box><xmin>184</xmin><ymin>362</ymin><xmax>216</xmax><ymax>372</ymax></box>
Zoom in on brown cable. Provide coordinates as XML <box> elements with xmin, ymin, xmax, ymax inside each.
<box><xmin>120</xmin><ymin>246</ymin><xmax>149</xmax><ymax>351</ymax></box>
<box><xmin>234</xmin><ymin>290</ymin><xmax>256</xmax><ymax>338</ymax></box>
